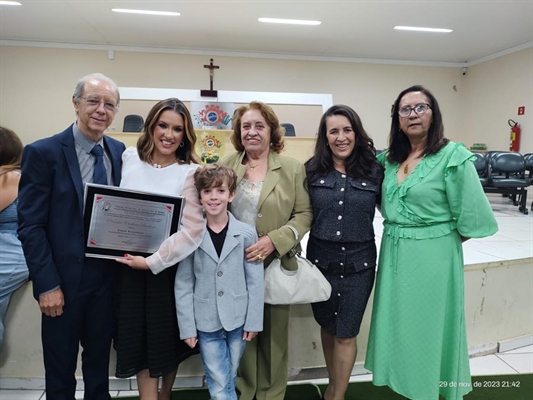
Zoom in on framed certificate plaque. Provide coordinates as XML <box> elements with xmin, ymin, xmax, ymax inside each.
<box><xmin>83</xmin><ymin>184</ymin><xmax>184</xmax><ymax>259</ymax></box>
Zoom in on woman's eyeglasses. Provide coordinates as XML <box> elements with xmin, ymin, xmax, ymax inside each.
<box><xmin>398</xmin><ymin>103</ymin><xmax>431</xmax><ymax>118</ymax></box>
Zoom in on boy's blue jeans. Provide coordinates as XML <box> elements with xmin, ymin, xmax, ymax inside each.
<box><xmin>198</xmin><ymin>326</ymin><xmax>247</xmax><ymax>400</ymax></box>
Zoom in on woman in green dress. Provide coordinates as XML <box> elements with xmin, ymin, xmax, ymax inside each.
<box><xmin>365</xmin><ymin>85</ymin><xmax>498</xmax><ymax>400</ymax></box>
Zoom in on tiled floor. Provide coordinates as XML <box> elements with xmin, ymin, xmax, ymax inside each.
<box><xmin>311</xmin><ymin>345</ymin><xmax>533</xmax><ymax>386</ymax></box>
<box><xmin>1</xmin><ymin>194</ymin><xmax>531</xmax><ymax>399</ymax></box>
<box><xmin>3</xmin><ymin>345</ymin><xmax>532</xmax><ymax>399</ymax></box>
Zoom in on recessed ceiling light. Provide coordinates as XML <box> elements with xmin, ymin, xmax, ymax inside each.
<box><xmin>394</xmin><ymin>26</ymin><xmax>452</xmax><ymax>33</ymax></box>
<box><xmin>259</xmin><ymin>17</ymin><xmax>321</xmax><ymax>26</ymax></box>
<box><xmin>112</xmin><ymin>8</ymin><xmax>180</xmax><ymax>17</ymax></box>
<box><xmin>0</xmin><ymin>1</ymin><xmax>22</xmax><ymax>5</ymax></box>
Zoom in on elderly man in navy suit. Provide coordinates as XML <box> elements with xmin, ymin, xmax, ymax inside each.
<box><xmin>18</xmin><ymin>73</ymin><xmax>126</xmax><ymax>400</ymax></box>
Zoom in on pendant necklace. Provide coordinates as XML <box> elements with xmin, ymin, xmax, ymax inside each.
<box><xmin>248</xmin><ymin>157</ymin><xmax>268</xmax><ymax>171</ymax></box>
<box><xmin>403</xmin><ymin>153</ymin><xmax>422</xmax><ymax>174</ymax></box>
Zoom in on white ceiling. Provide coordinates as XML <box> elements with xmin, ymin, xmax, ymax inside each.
<box><xmin>1</xmin><ymin>0</ymin><xmax>532</xmax><ymax>66</ymax></box>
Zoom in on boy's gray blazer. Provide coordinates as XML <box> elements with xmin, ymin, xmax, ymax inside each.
<box><xmin>175</xmin><ymin>212</ymin><xmax>264</xmax><ymax>339</ymax></box>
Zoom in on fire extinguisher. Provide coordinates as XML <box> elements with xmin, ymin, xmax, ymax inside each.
<box><xmin>509</xmin><ymin>119</ymin><xmax>521</xmax><ymax>152</ymax></box>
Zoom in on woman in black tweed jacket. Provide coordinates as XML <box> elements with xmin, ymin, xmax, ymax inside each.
<box><xmin>305</xmin><ymin>104</ymin><xmax>383</xmax><ymax>400</ymax></box>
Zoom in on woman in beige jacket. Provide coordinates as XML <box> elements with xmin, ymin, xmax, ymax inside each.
<box><xmin>221</xmin><ymin>101</ymin><xmax>312</xmax><ymax>400</ymax></box>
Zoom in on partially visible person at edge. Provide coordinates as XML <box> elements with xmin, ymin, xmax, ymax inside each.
<box><xmin>175</xmin><ymin>163</ymin><xmax>264</xmax><ymax>400</ymax></box>
<box><xmin>18</xmin><ymin>73</ymin><xmax>125</xmax><ymax>400</ymax></box>
<box><xmin>0</xmin><ymin>126</ymin><xmax>29</xmax><ymax>349</ymax></box>
<box><xmin>220</xmin><ymin>101</ymin><xmax>313</xmax><ymax>400</ymax></box>
<box><xmin>114</xmin><ymin>98</ymin><xmax>205</xmax><ymax>400</ymax></box>
<box><xmin>305</xmin><ymin>105</ymin><xmax>383</xmax><ymax>400</ymax></box>
<box><xmin>364</xmin><ymin>85</ymin><xmax>498</xmax><ymax>400</ymax></box>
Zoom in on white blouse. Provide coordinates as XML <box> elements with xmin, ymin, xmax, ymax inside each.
<box><xmin>120</xmin><ymin>147</ymin><xmax>205</xmax><ymax>274</ymax></box>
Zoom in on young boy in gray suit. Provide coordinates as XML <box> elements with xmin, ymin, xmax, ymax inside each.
<box><xmin>175</xmin><ymin>163</ymin><xmax>264</xmax><ymax>400</ymax></box>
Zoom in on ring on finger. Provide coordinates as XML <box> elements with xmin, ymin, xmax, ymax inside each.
<box><xmin>257</xmin><ymin>253</ymin><xmax>263</xmax><ymax>261</ymax></box>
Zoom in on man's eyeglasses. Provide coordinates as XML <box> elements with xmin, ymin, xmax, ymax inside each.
<box><xmin>398</xmin><ymin>103</ymin><xmax>431</xmax><ymax>118</ymax></box>
<box><xmin>82</xmin><ymin>97</ymin><xmax>118</xmax><ymax>112</ymax></box>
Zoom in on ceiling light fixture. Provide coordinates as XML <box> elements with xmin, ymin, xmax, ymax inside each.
<box><xmin>394</xmin><ymin>26</ymin><xmax>452</xmax><ymax>33</ymax></box>
<box><xmin>112</xmin><ymin>8</ymin><xmax>180</xmax><ymax>17</ymax></box>
<box><xmin>0</xmin><ymin>1</ymin><xmax>22</xmax><ymax>5</ymax></box>
<box><xmin>259</xmin><ymin>17</ymin><xmax>321</xmax><ymax>26</ymax></box>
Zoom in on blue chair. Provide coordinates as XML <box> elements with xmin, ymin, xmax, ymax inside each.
<box><xmin>473</xmin><ymin>153</ymin><xmax>489</xmax><ymax>187</ymax></box>
<box><xmin>524</xmin><ymin>154</ymin><xmax>533</xmax><ymax>211</ymax></box>
<box><xmin>487</xmin><ymin>152</ymin><xmax>530</xmax><ymax>214</ymax></box>
<box><xmin>123</xmin><ymin>114</ymin><xmax>144</xmax><ymax>132</ymax></box>
<box><xmin>281</xmin><ymin>123</ymin><xmax>296</xmax><ymax>137</ymax></box>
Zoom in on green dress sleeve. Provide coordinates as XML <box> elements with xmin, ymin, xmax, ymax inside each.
<box><xmin>377</xmin><ymin>151</ymin><xmax>387</xmax><ymax>166</ymax></box>
<box><xmin>444</xmin><ymin>144</ymin><xmax>498</xmax><ymax>238</ymax></box>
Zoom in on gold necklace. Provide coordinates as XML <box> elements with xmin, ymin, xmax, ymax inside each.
<box><xmin>149</xmin><ymin>158</ymin><xmax>179</xmax><ymax>169</ymax></box>
<box><xmin>247</xmin><ymin>157</ymin><xmax>268</xmax><ymax>171</ymax></box>
<box><xmin>403</xmin><ymin>153</ymin><xmax>422</xmax><ymax>174</ymax></box>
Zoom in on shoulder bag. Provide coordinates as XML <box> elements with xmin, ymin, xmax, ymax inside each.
<box><xmin>264</xmin><ymin>225</ymin><xmax>332</xmax><ymax>305</ymax></box>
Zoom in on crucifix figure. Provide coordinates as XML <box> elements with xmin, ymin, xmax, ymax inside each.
<box><xmin>201</xmin><ymin>58</ymin><xmax>220</xmax><ymax>97</ymax></box>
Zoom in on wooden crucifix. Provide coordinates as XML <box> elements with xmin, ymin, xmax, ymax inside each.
<box><xmin>201</xmin><ymin>58</ymin><xmax>220</xmax><ymax>98</ymax></box>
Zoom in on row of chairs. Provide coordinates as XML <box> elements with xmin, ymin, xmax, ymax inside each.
<box><xmin>123</xmin><ymin>114</ymin><xmax>297</xmax><ymax>136</ymax></box>
<box><xmin>473</xmin><ymin>151</ymin><xmax>533</xmax><ymax>214</ymax></box>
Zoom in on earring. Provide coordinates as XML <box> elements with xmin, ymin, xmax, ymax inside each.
<box><xmin>179</xmin><ymin>142</ymin><xmax>185</xmax><ymax>147</ymax></box>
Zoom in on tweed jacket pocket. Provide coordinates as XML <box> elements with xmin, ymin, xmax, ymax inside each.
<box><xmin>193</xmin><ymin>295</ymin><xmax>211</xmax><ymax>325</ymax></box>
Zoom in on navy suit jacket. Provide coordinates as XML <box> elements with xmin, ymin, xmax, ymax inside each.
<box><xmin>18</xmin><ymin>124</ymin><xmax>125</xmax><ymax>302</ymax></box>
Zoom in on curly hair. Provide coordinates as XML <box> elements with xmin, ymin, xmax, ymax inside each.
<box><xmin>137</xmin><ymin>98</ymin><xmax>200</xmax><ymax>165</ymax></box>
<box><xmin>230</xmin><ymin>101</ymin><xmax>285</xmax><ymax>154</ymax></box>
<box><xmin>193</xmin><ymin>163</ymin><xmax>237</xmax><ymax>196</ymax></box>
<box><xmin>387</xmin><ymin>85</ymin><xmax>448</xmax><ymax>164</ymax></box>
<box><xmin>305</xmin><ymin>104</ymin><xmax>381</xmax><ymax>184</ymax></box>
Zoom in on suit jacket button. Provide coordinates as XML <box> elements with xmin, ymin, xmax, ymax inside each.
<box><xmin>218</xmin><ymin>291</ymin><xmax>224</xmax><ymax>297</ymax></box>
<box><xmin>257</xmin><ymin>213</ymin><xmax>263</xmax><ymax>218</ymax></box>
<box><xmin>217</xmin><ymin>271</ymin><xmax>223</xmax><ymax>277</ymax></box>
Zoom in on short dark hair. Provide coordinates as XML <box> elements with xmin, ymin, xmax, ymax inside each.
<box><xmin>137</xmin><ymin>98</ymin><xmax>200</xmax><ymax>165</ymax></box>
<box><xmin>305</xmin><ymin>104</ymin><xmax>381</xmax><ymax>184</ymax></box>
<box><xmin>0</xmin><ymin>126</ymin><xmax>23</xmax><ymax>174</ymax></box>
<box><xmin>230</xmin><ymin>101</ymin><xmax>285</xmax><ymax>154</ymax></box>
<box><xmin>387</xmin><ymin>85</ymin><xmax>448</xmax><ymax>164</ymax></box>
<box><xmin>193</xmin><ymin>163</ymin><xmax>237</xmax><ymax>196</ymax></box>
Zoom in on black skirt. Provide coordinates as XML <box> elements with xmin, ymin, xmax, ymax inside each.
<box><xmin>308</xmin><ymin>235</ymin><xmax>376</xmax><ymax>338</ymax></box>
<box><xmin>114</xmin><ymin>264</ymin><xmax>199</xmax><ymax>378</ymax></box>
<box><xmin>312</xmin><ymin>266</ymin><xmax>375</xmax><ymax>338</ymax></box>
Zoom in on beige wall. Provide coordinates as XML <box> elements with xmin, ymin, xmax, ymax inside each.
<box><xmin>2</xmin><ymin>46</ymin><xmax>531</xmax><ymax>154</ymax></box>
<box><xmin>1</xmin><ymin>45</ymin><xmax>465</xmax><ymax>151</ymax></box>
<box><xmin>461</xmin><ymin>48</ymin><xmax>533</xmax><ymax>153</ymax></box>
<box><xmin>2</xmin><ymin>46</ymin><xmax>531</xmax><ymax>153</ymax></box>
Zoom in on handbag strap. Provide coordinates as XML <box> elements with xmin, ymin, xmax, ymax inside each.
<box><xmin>285</xmin><ymin>225</ymin><xmax>300</xmax><ymax>257</ymax></box>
